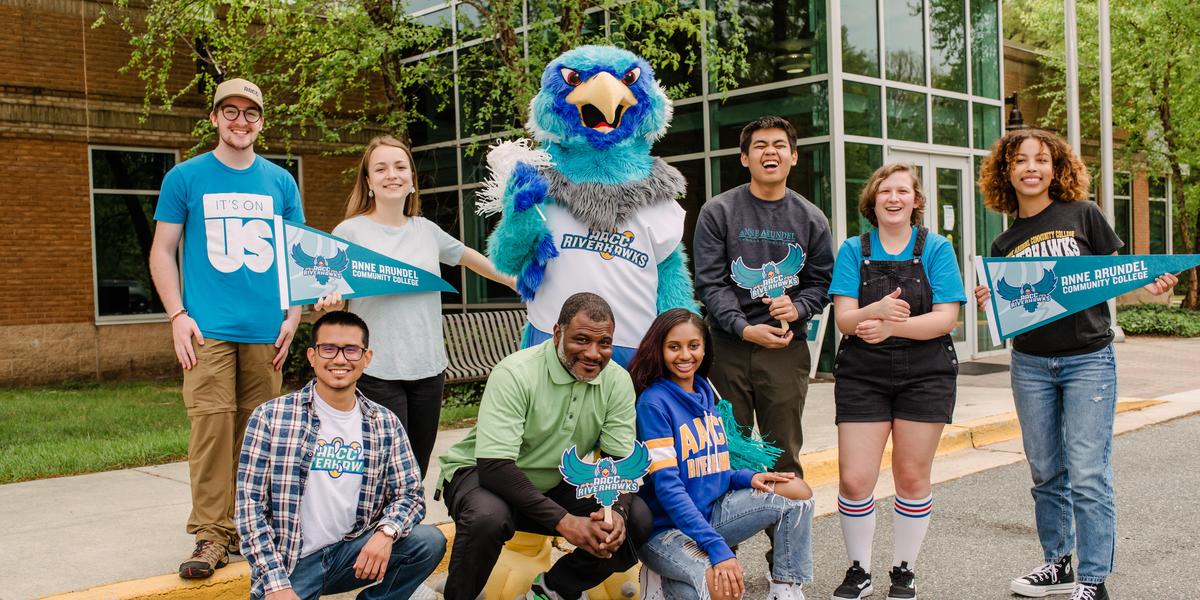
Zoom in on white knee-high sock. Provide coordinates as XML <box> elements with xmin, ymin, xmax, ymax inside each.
<box><xmin>838</xmin><ymin>494</ymin><xmax>876</xmax><ymax>571</ymax></box>
<box><xmin>892</xmin><ymin>494</ymin><xmax>933</xmax><ymax>569</ymax></box>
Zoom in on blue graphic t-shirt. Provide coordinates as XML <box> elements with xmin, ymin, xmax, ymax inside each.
<box><xmin>829</xmin><ymin>227</ymin><xmax>967</xmax><ymax>304</ymax></box>
<box><xmin>154</xmin><ymin>153</ymin><xmax>304</xmax><ymax>343</ymax></box>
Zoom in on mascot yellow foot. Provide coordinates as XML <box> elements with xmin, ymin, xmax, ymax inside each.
<box><xmin>483</xmin><ymin>533</ymin><xmax>640</xmax><ymax>599</ymax></box>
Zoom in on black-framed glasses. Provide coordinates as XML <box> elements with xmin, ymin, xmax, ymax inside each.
<box><xmin>313</xmin><ymin>343</ymin><xmax>365</xmax><ymax>361</ymax></box>
<box><xmin>219</xmin><ymin>105</ymin><xmax>263</xmax><ymax>123</ymax></box>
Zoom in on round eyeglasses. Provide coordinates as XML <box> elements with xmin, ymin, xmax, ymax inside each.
<box><xmin>313</xmin><ymin>343</ymin><xmax>365</xmax><ymax>361</ymax></box>
<box><xmin>220</xmin><ymin>105</ymin><xmax>263</xmax><ymax>123</ymax></box>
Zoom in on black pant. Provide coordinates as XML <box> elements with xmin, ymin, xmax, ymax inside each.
<box><xmin>441</xmin><ymin>468</ymin><xmax>652</xmax><ymax>600</ymax></box>
<box><xmin>356</xmin><ymin>372</ymin><xmax>445</xmax><ymax>476</ymax></box>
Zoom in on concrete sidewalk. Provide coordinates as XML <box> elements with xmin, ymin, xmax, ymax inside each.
<box><xmin>4</xmin><ymin>337</ymin><xmax>1200</xmax><ymax>600</ymax></box>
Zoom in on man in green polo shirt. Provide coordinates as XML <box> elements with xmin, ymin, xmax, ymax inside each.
<box><xmin>438</xmin><ymin>292</ymin><xmax>651</xmax><ymax>600</ymax></box>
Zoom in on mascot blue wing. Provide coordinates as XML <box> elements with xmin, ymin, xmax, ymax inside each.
<box><xmin>656</xmin><ymin>244</ymin><xmax>700</xmax><ymax>314</ymax></box>
<box><xmin>996</xmin><ymin>278</ymin><xmax>1023</xmax><ymax>302</ymax></box>
<box><xmin>731</xmin><ymin>258</ymin><xmax>762</xmax><ymax>289</ymax></box>
<box><xmin>558</xmin><ymin>446</ymin><xmax>595</xmax><ymax>487</ymax></box>
<box><xmin>614</xmin><ymin>442</ymin><xmax>651</xmax><ymax>482</ymax></box>
<box><xmin>327</xmin><ymin>247</ymin><xmax>350</xmax><ymax>271</ymax></box>
<box><xmin>1034</xmin><ymin>269</ymin><xmax>1057</xmax><ymax>295</ymax></box>
<box><xmin>290</xmin><ymin>243</ymin><xmax>316</xmax><ymax>268</ymax></box>
<box><xmin>776</xmin><ymin>244</ymin><xmax>807</xmax><ymax>277</ymax></box>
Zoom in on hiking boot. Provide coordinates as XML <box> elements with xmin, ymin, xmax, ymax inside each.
<box><xmin>178</xmin><ymin>539</ymin><xmax>228</xmax><ymax>579</ymax></box>
<box><xmin>832</xmin><ymin>561</ymin><xmax>873</xmax><ymax>599</ymax></box>
<box><xmin>1069</xmin><ymin>583</ymin><xmax>1108</xmax><ymax>600</ymax></box>
<box><xmin>886</xmin><ymin>562</ymin><xmax>916</xmax><ymax>599</ymax></box>
<box><xmin>1011</xmin><ymin>555</ymin><xmax>1075</xmax><ymax>597</ymax></box>
<box><xmin>519</xmin><ymin>573</ymin><xmax>584</xmax><ymax>600</ymax></box>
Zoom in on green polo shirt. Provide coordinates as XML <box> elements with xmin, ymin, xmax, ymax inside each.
<box><xmin>437</xmin><ymin>340</ymin><xmax>636</xmax><ymax>492</ymax></box>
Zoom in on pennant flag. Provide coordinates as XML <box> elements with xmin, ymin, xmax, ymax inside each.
<box><xmin>272</xmin><ymin>218</ymin><xmax>457</xmax><ymax>309</ymax></box>
<box><xmin>559</xmin><ymin>442</ymin><xmax>650</xmax><ymax>524</ymax></box>
<box><xmin>975</xmin><ymin>254</ymin><xmax>1200</xmax><ymax>344</ymax></box>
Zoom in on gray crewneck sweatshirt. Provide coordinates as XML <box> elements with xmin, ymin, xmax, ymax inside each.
<box><xmin>693</xmin><ymin>183</ymin><xmax>834</xmax><ymax>338</ymax></box>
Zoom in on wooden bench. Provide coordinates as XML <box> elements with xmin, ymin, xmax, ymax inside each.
<box><xmin>442</xmin><ymin>308</ymin><xmax>527</xmax><ymax>384</ymax></box>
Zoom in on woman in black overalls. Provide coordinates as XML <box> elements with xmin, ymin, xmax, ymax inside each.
<box><xmin>827</xmin><ymin>164</ymin><xmax>966</xmax><ymax>600</ymax></box>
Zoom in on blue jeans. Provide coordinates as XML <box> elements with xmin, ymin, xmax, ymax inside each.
<box><xmin>1011</xmin><ymin>344</ymin><xmax>1117</xmax><ymax>584</ymax></box>
<box><xmin>639</xmin><ymin>489</ymin><xmax>814</xmax><ymax>598</ymax></box>
<box><xmin>253</xmin><ymin>524</ymin><xmax>446</xmax><ymax>600</ymax></box>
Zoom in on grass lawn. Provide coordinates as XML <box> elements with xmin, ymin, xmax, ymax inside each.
<box><xmin>0</xmin><ymin>379</ymin><xmax>482</xmax><ymax>484</ymax></box>
<box><xmin>0</xmin><ymin>380</ymin><xmax>189</xmax><ymax>484</ymax></box>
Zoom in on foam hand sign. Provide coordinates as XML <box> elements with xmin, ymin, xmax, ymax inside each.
<box><xmin>975</xmin><ymin>254</ymin><xmax>1200</xmax><ymax>344</ymax></box>
<box><xmin>731</xmin><ymin>243</ymin><xmax>806</xmax><ymax>331</ymax></box>
<box><xmin>559</xmin><ymin>442</ymin><xmax>650</xmax><ymax>523</ymax></box>
<box><xmin>272</xmin><ymin>218</ymin><xmax>457</xmax><ymax>308</ymax></box>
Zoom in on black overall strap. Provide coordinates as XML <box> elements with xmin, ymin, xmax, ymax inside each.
<box><xmin>859</xmin><ymin>232</ymin><xmax>873</xmax><ymax>259</ymax></box>
<box><xmin>912</xmin><ymin>227</ymin><xmax>930</xmax><ymax>258</ymax></box>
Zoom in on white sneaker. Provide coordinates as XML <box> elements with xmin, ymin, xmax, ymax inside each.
<box><xmin>767</xmin><ymin>581</ymin><xmax>806</xmax><ymax>600</ymax></box>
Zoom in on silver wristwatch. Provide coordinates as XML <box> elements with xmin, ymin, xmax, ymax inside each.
<box><xmin>378</xmin><ymin>523</ymin><xmax>399</xmax><ymax>540</ymax></box>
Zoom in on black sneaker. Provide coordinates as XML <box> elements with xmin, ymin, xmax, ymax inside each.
<box><xmin>1011</xmin><ymin>555</ymin><xmax>1075</xmax><ymax>597</ymax></box>
<box><xmin>178</xmin><ymin>539</ymin><xmax>228</xmax><ymax>579</ymax></box>
<box><xmin>886</xmin><ymin>562</ymin><xmax>916</xmax><ymax>599</ymax></box>
<box><xmin>832</xmin><ymin>561</ymin><xmax>873</xmax><ymax>599</ymax></box>
<box><xmin>1069</xmin><ymin>583</ymin><xmax>1108</xmax><ymax>600</ymax></box>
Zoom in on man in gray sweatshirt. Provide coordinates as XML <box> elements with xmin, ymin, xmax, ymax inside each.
<box><xmin>693</xmin><ymin>115</ymin><xmax>834</xmax><ymax>481</ymax></box>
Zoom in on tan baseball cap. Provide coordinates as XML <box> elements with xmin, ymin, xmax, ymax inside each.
<box><xmin>212</xmin><ymin>78</ymin><xmax>264</xmax><ymax>111</ymax></box>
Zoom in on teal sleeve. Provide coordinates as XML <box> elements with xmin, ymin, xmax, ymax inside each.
<box><xmin>656</xmin><ymin>244</ymin><xmax>700</xmax><ymax>314</ymax></box>
<box><xmin>927</xmin><ymin>236</ymin><xmax>967</xmax><ymax>304</ymax></box>
<box><xmin>154</xmin><ymin>168</ymin><xmax>187</xmax><ymax>223</ymax></box>
<box><xmin>828</xmin><ymin>237</ymin><xmax>863</xmax><ymax>298</ymax></box>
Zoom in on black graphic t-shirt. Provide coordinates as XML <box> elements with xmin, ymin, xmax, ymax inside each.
<box><xmin>990</xmin><ymin>200</ymin><xmax>1123</xmax><ymax>356</ymax></box>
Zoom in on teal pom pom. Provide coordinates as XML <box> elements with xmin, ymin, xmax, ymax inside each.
<box><xmin>717</xmin><ymin>398</ymin><xmax>782</xmax><ymax>472</ymax></box>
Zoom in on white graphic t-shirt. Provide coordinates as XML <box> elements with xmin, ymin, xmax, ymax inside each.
<box><xmin>298</xmin><ymin>392</ymin><xmax>365</xmax><ymax>557</ymax></box>
<box><xmin>528</xmin><ymin>201</ymin><xmax>685</xmax><ymax>349</ymax></box>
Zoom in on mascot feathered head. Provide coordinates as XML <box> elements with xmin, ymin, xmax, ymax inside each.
<box><xmin>528</xmin><ymin>45</ymin><xmax>672</xmax><ymax>150</ymax></box>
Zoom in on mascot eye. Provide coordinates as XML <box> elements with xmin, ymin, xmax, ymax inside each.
<box><xmin>622</xmin><ymin>67</ymin><xmax>641</xmax><ymax>86</ymax></box>
<box><xmin>560</xmin><ymin>67</ymin><xmax>583</xmax><ymax>86</ymax></box>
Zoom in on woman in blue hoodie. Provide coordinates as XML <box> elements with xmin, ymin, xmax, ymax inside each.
<box><xmin>628</xmin><ymin>308</ymin><xmax>815</xmax><ymax>600</ymax></box>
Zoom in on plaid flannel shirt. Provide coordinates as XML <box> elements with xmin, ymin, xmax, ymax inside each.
<box><xmin>236</xmin><ymin>380</ymin><xmax>425</xmax><ymax>596</ymax></box>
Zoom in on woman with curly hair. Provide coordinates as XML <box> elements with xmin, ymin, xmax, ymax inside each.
<box><xmin>827</xmin><ymin>163</ymin><xmax>964</xmax><ymax>600</ymax></box>
<box><xmin>629</xmin><ymin>308</ymin><xmax>814</xmax><ymax>600</ymax></box>
<box><xmin>975</xmin><ymin>129</ymin><xmax>1175</xmax><ymax>600</ymax></box>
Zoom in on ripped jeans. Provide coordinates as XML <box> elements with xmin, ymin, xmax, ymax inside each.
<box><xmin>639</xmin><ymin>488</ymin><xmax>814</xmax><ymax>598</ymax></box>
<box><xmin>1011</xmin><ymin>344</ymin><xmax>1117</xmax><ymax>584</ymax></box>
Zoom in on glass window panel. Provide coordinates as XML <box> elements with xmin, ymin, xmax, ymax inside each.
<box><xmin>709</xmin><ymin>82</ymin><xmax>828</xmax><ymax>150</ymax></box>
<box><xmin>611</xmin><ymin>0</ymin><xmax>703</xmax><ymax>98</ymax></box>
<box><xmin>935</xmin><ymin>167</ymin><xmax>966</xmax><ymax>343</ymax></box>
<box><xmin>1149</xmin><ymin>201</ymin><xmax>1167</xmax><ymax>254</ymax></box>
<box><xmin>886</xmin><ymin>88</ymin><xmax>927</xmax><ymax>143</ymax></box>
<box><xmin>1149</xmin><ymin>175</ymin><xmax>1167</xmax><ymax>199</ymax></box>
<box><xmin>457</xmin><ymin>44</ymin><xmax>524</xmax><ymax>137</ymax></box>
<box><xmin>94</xmin><ymin>194</ymin><xmax>164</xmax><ymax>316</ymax></box>
<box><xmin>408</xmin><ymin>54</ymin><xmax>456</xmax><ymax>147</ymax></box>
<box><xmin>884</xmin><ymin>0</ymin><xmax>925</xmax><ymax>85</ymax></box>
<box><xmin>843</xmin><ymin>81</ymin><xmax>882</xmax><ymax>137</ymax></box>
<box><xmin>406</xmin><ymin>0</ymin><xmax>448</xmax><ymax>14</ymax></box>
<box><xmin>1114</xmin><ymin>197</ymin><xmax>1131</xmax><ymax>254</ymax></box>
<box><xmin>929</xmin><ymin>0</ymin><xmax>967</xmax><ymax>92</ymax></box>
<box><xmin>460</xmin><ymin>147</ymin><xmax>489</xmax><ymax>184</ymax></box>
<box><xmin>672</xmin><ymin>159</ymin><xmax>706</xmax><ymax>260</ymax></box>
<box><xmin>841</xmin><ymin>0</ymin><xmax>879</xmax><ymax>76</ymax></box>
<box><xmin>1115</xmin><ymin>172</ymin><xmax>1132</xmax><ymax>197</ymax></box>
<box><xmin>414</xmin><ymin>8</ymin><xmax>452</xmax><ymax>48</ymax></box>
<box><xmin>413</xmin><ymin>146</ymin><xmax>458</xmax><ymax>190</ymax></box>
<box><xmin>655</xmin><ymin>101</ymin><xmax>705</xmax><ymax>157</ymax></box>
<box><xmin>418</xmin><ymin>190</ymin><xmax>465</xmax><ymax>304</ymax></box>
<box><xmin>974</xmin><ymin>155</ymin><xmax>1006</xmax><ymax>350</ymax></box>
<box><xmin>455</xmin><ymin>1</ymin><xmax>487</xmax><ymax>40</ymax></box>
<box><xmin>970</xmin><ymin>0</ymin><xmax>1000</xmax><ymax>98</ymax></box>
<box><xmin>843</xmin><ymin>142</ymin><xmax>883</xmax><ymax>238</ymax></box>
<box><xmin>794</xmin><ymin>143</ymin><xmax>831</xmax><ymax>217</ymax></box>
<box><xmin>972</xmin><ymin>102</ymin><xmax>1001</xmax><ymax>149</ymax></box>
<box><xmin>932</xmin><ymin>96</ymin><xmax>968</xmax><ymax>147</ymax></box>
<box><xmin>91</xmin><ymin>149</ymin><xmax>174</xmax><ymax>190</ymax></box>
<box><xmin>715</xmin><ymin>0</ymin><xmax>827</xmax><ymax>88</ymax></box>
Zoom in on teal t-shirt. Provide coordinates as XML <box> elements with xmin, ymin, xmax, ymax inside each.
<box><xmin>828</xmin><ymin>227</ymin><xmax>967</xmax><ymax>304</ymax></box>
<box><xmin>154</xmin><ymin>153</ymin><xmax>304</xmax><ymax>343</ymax></box>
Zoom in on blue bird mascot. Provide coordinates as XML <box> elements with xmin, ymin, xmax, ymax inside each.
<box><xmin>477</xmin><ymin>45</ymin><xmax>696</xmax><ymax>367</ymax></box>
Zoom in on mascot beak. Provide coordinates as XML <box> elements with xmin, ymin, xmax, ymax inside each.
<box><xmin>566</xmin><ymin>71</ymin><xmax>638</xmax><ymax>134</ymax></box>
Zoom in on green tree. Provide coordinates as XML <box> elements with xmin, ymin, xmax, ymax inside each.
<box><xmin>97</xmin><ymin>0</ymin><xmax>746</xmax><ymax>153</ymax></box>
<box><xmin>1006</xmin><ymin>0</ymin><xmax>1200</xmax><ymax>308</ymax></box>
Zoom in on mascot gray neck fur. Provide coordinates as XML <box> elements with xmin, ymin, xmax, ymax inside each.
<box><xmin>543</xmin><ymin>159</ymin><xmax>686</xmax><ymax>231</ymax></box>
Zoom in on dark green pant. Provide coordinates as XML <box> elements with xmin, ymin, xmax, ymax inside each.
<box><xmin>709</xmin><ymin>328</ymin><xmax>811</xmax><ymax>477</ymax></box>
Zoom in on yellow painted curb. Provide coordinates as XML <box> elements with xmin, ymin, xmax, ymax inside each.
<box><xmin>50</xmin><ymin>400</ymin><xmax>1165</xmax><ymax>599</ymax></box>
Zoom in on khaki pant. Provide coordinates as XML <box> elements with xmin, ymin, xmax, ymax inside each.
<box><xmin>708</xmin><ymin>329</ymin><xmax>811</xmax><ymax>477</ymax></box>
<box><xmin>182</xmin><ymin>339</ymin><xmax>282</xmax><ymax>546</ymax></box>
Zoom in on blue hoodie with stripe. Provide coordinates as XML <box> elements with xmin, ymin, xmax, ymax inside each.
<box><xmin>636</xmin><ymin>376</ymin><xmax>757</xmax><ymax>565</ymax></box>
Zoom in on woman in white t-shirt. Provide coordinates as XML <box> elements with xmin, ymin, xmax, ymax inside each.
<box><xmin>316</xmin><ymin>135</ymin><xmax>514</xmax><ymax>476</ymax></box>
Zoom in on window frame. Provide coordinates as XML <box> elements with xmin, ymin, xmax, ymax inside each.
<box><xmin>88</xmin><ymin>145</ymin><xmax>181</xmax><ymax>325</ymax></box>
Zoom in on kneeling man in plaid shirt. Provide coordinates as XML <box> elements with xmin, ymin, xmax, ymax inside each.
<box><xmin>237</xmin><ymin>310</ymin><xmax>445</xmax><ymax>599</ymax></box>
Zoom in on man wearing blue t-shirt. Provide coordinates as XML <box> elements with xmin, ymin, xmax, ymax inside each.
<box><xmin>149</xmin><ymin>77</ymin><xmax>305</xmax><ymax>580</ymax></box>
